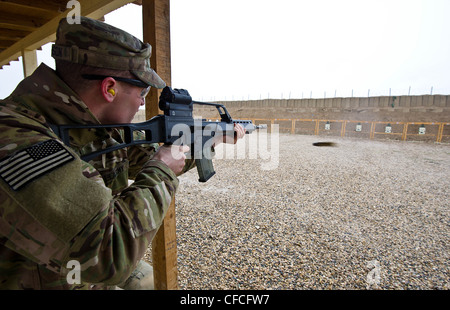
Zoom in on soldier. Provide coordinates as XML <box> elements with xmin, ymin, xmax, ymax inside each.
<box><xmin>0</xmin><ymin>16</ymin><xmax>244</xmax><ymax>289</ymax></box>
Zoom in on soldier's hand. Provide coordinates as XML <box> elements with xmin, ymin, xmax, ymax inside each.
<box><xmin>230</xmin><ymin>123</ymin><xmax>246</xmax><ymax>144</ymax></box>
<box><xmin>152</xmin><ymin>144</ymin><xmax>190</xmax><ymax>175</ymax></box>
<box><xmin>215</xmin><ymin>123</ymin><xmax>246</xmax><ymax>146</ymax></box>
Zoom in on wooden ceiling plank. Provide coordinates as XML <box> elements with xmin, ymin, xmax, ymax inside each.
<box><xmin>0</xmin><ymin>24</ymin><xmax>36</xmax><ymax>33</ymax></box>
<box><xmin>0</xmin><ymin>0</ymin><xmax>136</xmax><ymax>68</ymax></box>
<box><xmin>0</xmin><ymin>11</ymin><xmax>48</xmax><ymax>30</ymax></box>
<box><xmin>0</xmin><ymin>39</ymin><xmax>18</xmax><ymax>48</ymax></box>
<box><xmin>0</xmin><ymin>3</ymin><xmax>59</xmax><ymax>21</ymax></box>
<box><xmin>0</xmin><ymin>28</ymin><xmax>30</xmax><ymax>41</ymax></box>
<box><xmin>1</xmin><ymin>0</ymin><xmax>68</xmax><ymax>12</ymax></box>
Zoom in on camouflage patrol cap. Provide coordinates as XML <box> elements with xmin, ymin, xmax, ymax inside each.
<box><xmin>51</xmin><ymin>16</ymin><xmax>165</xmax><ymax>89</ymax></box>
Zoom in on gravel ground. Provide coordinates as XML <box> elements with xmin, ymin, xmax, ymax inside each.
<box><xmin>151</xmin><ymin>134</ymin><xmax>450</xmax><ymax>290</ymax></box>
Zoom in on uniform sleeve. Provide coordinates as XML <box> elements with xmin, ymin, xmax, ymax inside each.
<box><xmin>127</xmin><ymin>143</ymin><xmax>197</xmax><ymax>179</ymax></box>
<box><xmin>0</xmin><ymin>114</ymin><xmax>179</xmax><ymax>286</ymax></box>
<box><xmin>62</xmin><ymin>158</ymin><xmax>179</xmax><ymax>285</ymax></box>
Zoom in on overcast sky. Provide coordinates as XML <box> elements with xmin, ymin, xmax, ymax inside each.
<box><xmin>1</xmin><ymin>0</ymin><xmax>450</xmax><ymax>101</ymax></box>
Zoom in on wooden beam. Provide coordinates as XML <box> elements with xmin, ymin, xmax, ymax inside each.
<box><xmin>21</xmin><ymin>49</ymin><xmax>37</xmax><ymax>77</ymax></box>
<box><xmin>142</xmin><ymin>0</ymin><xmax>178</xmax><ymax>290</ymax></box>
<box><xmin>0</xmin><ymin>0</ymin><xmax>135</xmax><ymax>68</ymax></box>
<box><xmin>143</xmin><ymin>0</ymin><xmax>171</xmax><ymax>118</ymax></box>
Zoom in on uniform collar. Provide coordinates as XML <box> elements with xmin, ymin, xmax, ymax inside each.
<box><xmin>10</xmin><ymin>63</ymin><xmax>101</xmax><ymax>126</ymax></box>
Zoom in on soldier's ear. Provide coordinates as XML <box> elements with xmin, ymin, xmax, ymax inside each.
<box><xmin>101</xmin><ymin>77</ymin><xmax>117</xmax><ymax>102</ymax></box>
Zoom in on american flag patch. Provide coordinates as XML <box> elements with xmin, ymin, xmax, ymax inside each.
<box><xmin>0</xmin><ymin>139</ymin><xmax>74</xmax><ymax>191</ymax></box>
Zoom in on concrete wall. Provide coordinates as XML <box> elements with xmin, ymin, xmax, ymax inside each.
<box><xmin>133</xmin><ymin>94</ymin><xmax>450</xmax><ymax>123</ymax></box>
<box><xmin>214</xmin><ymin>94</ymin><xmax>450</xmax><ymax>109</ymax></box>
<box><xmin>204</xmin><ymin>94</ymin><xmax>450</xmax><ymax>123</ymax></box>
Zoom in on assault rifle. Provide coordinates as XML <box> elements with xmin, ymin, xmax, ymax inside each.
<box><xmin>51</xmin><ymin>86</ymin><xmax>266</xmax><ymax>182</ymax></box>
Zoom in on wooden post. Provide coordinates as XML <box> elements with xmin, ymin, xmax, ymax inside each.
<box><xmin>21</xmin><ymin>49</ymin><xmax>37</xmax><ymax>77</ymax></box>
<box><xmin>143</xmin><ymin>0</ymin><xmax>171</xmax><ymax>119</ymax></box>
<box><xmin>142</xmin><ymin>0</ymin><xmax>178</xmax><ymax>290</ymax></box>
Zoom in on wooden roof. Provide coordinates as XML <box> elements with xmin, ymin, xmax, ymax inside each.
<box><xmin>0</xmin><ymin>0</ymin><xmax>139</xmax><ymax>69</ymax></box>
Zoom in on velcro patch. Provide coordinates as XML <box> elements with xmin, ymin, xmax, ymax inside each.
<box><xmin>0</xmin><ymin>139</ymin><xmax>74</xmax><ymax>191</ymax></box>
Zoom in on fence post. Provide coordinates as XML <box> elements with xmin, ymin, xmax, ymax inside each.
<box><xmin>314</xmin><ymin>120</ymin><xmax>319</xmax><ymax>135</ymax></box>
<box><xmin>341</xmin><ymin>121</ymin><xmax>347</xmax><ymax>137</ymax></box>
<box><xmin>370</xmin><ymin>122</ymin><xmax>375</xmax><ymax>139</ymax></box>
<box><xmin>402</xmin><ymin>123</ymin><xmax>409</xmax><ymax>141</ymax></box>
<box><xmin>437</xmin><ymin>123</ymin><xmax>444</xmax><ymax>143</ymax></box>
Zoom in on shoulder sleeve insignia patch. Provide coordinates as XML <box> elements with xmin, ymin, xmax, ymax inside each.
<box><xmin>0</xmin><ymin>139</ymin><xmax>74</xmax><ymax>191</ymax></box>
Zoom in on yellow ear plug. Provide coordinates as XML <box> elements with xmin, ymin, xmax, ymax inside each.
<box><xmin>108</xmin><ymin>89</ymin><xmax>115</xmax><ymax>96</ymax></box>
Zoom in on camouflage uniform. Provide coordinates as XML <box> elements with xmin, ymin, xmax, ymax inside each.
<box><xmin>0</xmin><ymin>17</ymin><xmax>192</xmax><ymax>289</ymax></box>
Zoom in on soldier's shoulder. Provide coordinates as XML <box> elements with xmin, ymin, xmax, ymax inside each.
<box><xmin>0</xmin><ymin>103</ymin><xmax>54</xmax><ymax>160</ymax></box>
